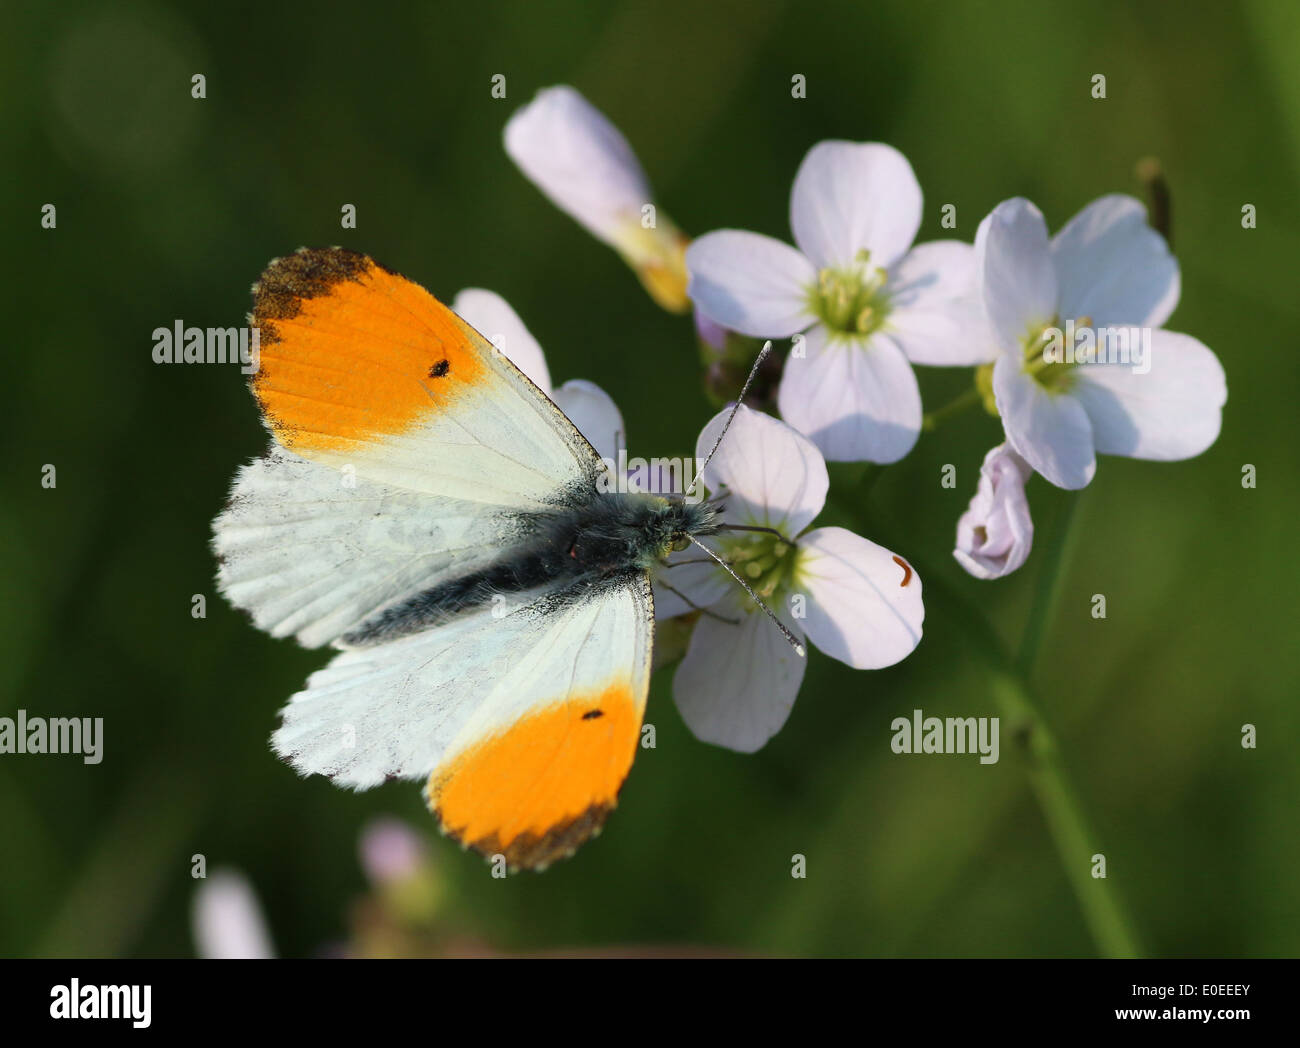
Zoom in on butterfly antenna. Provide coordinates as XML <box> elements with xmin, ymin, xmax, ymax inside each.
<box><xmin>685</xmin><ymin>341</ymin><xmax>772</xmax><ymax>498</ymax></box>
<box><xmin>686</xmin><ymin>535</ymin><xmax>805</xmax><ymax>657</ymax></box>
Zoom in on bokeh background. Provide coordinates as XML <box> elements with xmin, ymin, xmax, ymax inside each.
<box><xmin>3</xmin><ymin>0</ymin><xmax>1297</xmax><ymax>958</ymax></box>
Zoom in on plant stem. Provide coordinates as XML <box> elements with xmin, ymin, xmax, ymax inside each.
<box><xmin>1003</xmin><ymin>488</ymin><xmax>1140</xmax><ymax>955</ymax></box>
<box><xmin>988</xmin><ymin>670</ymin><xmax>1142</xmax><ymax>958</ymax></box>
<box><xmin>922</xmin><ymin>386</ymin><xmax>982</xmax><ymax>431</ymax></box>
<box><xmin>859</xmin><ymin>462</ymin><xmax>884</xmax><ymax>494</ymax></box>
<box><xmin>863</xmin><ymin>549</ymin><xmax>1143</xmax><ymax>959</ymax></box>
<box><xmin>1016</xmin><ymin>492</ymin><xmax>1082</xmax><ymax>678</ymax></box>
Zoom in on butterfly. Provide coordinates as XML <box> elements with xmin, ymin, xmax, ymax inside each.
<box><xmin>212</xmin><ymin>247</ymin><xmax>796</xmax><ymax>870</ymax></box>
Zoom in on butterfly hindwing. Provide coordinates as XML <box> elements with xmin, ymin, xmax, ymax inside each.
<box><xmin>272</xmin><ymin>574</ymin><xmax>654</xmax><ymax>869</ymax></box>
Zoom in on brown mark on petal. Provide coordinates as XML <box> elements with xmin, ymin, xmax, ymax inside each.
<box><xmin>892</xmin><ymin>555</ymin><xmax>914</xmax><ymax>587</ymax></box>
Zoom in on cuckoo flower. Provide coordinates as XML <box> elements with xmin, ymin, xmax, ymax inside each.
<box><xmin>504</xmin><ymin>85</ymin><xmax>690</xmax><ymax>312</ymax></box>
<box><xmin>953</xmin><ymin>443</ymin><xmax>1034</xmax><ymax>580</ymax></box>
<box><xmin>655</xmin><ymin>406</ymin><xmax>924</xmax><ymax>752</ymax></box>
<box><xmin>976</xmin><ymin>195</ymin><xmax>1227</xmax><ymax>489</ymax></box>
<box><xmin>686</xmin><ymin>140</ymin><xmax>990</xmax><ymax>464</ymax></box>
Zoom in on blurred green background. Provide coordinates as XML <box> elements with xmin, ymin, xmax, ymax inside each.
<box><xmin>3</xmin><ymin>0</ymin><xmax>1297</xmax><ymax>958</ymax></box>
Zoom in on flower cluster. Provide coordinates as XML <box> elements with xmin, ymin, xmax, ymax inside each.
<box><xmin>500</xmin><ymin>85</ymin><xmax>1226</xmax><ymax>751</ymax></box>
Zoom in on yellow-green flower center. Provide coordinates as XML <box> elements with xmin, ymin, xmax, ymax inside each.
<box><xmin>1021</xmin><ymin>315</ymin><xmax>1086</xmax><ymax>393</ymax></box>
<box><xmin>720</xmin><ymin>528</ymin><xmax>802</xmax><ymax>605</ymax></box>
<box><xmin>808</xmin><ymin>251</ymin><xmax>891</xmax><ymax>336</ymax></box>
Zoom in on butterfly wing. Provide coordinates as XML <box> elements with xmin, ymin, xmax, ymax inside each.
<box><xmin>273</xmin><ymin>574</ymin><xmax>654</xmax><ymax>869</ymax></box>
<box><xmin>213</xmin><ymin>247</ymin><xmax>601</xmax><ymax>647</ymax></box>
<box><xmin>247</xmin><ymin>246</ymin><xmax>598</xmax><ymax>503</ymax></box>
<box><xmin>215</xmin><ymin>447</ymin><xmax>532</xmax><ymax>648</ymax></box>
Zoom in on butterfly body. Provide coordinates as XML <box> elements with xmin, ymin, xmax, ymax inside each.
<box><xmin>344</xmin><ymin>491</ymin><xmax>718</xmax><ymax>646</ymax></box>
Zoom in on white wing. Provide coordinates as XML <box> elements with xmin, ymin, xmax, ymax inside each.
<box><xmin>213</xmin><ymin>447</ymin><xmax>524</xmax><ymax>648</ymax></box>
<box><xmin>272</xmin><ymin>576</ymin><xmax>655</xmax><ymax>868</ymax></box>
<box><xmin>213</xmin><ymin>247</ymin><xmax>602</xmax><ymax>647</ymax></box>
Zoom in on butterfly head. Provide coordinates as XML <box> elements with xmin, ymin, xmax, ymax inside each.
<box><xmin>637</xmin><ymin>493</ymin><xmax>723</xmax><ymax>562</ymax></box>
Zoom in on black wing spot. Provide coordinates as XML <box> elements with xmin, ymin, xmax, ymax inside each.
<box><xmin>429</xmin><ymin>358</ymin><xmax>450</xmax><ymax>378</ymax></box>
<box><xmin>581</xmin><ymin>709</ymin><xmax>604</xmax><ymax>720</ymax></box>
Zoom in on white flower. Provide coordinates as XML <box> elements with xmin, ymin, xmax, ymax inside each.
<box><xmin>685</xmin><ymin>141</ymin><xmax>991</xmax><ymax>464</ymax></box>
<box><xmin>192</xmin><ymin>869</ymin><xmax>276</xmax><ymax>959</ymax></box>
<box><xmin>953</xmin><ymin>443</ymin><xmax>1034</xmax><ymax>580</ymax></box>
<box><xmin>976</xmin><ymin>195</ymin><xmax>1227</xmax><ymax>489</ymax></box>
<box><xmin>453</xmin><ymin>288</ymin><xmax>624</xmax><ymax>459</ymax></box>
<box><xmin>504</xmin><ymin>85</ymin><xmax>689</xmax><ymax>311</ymax></box>
<box><xmin>655</xmin><ymin>405</ymin><xmax>924</xmax><ymax>752</ymax></box>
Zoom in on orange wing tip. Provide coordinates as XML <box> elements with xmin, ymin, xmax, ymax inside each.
<box><xmin>423</xmin><ymin>683</ymin><xmax>642</xmax><ymax>872</ymax></box>
<box><xmin>245</xmin><ymin>246</ymin><xmax>490</xmax><ymax>453</ymax></box>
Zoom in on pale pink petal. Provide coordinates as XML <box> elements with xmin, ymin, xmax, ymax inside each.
<box><xmin>886</xmin><ymin>240</ymin><xmax>997</xmax><ymax>366</ymax></box>
<box><xmin>686</xmin><ymin>230</ymin><xmax>817</xmax><ymax>337</ymax></box>
<box><xmin>694</xmin><ymin>404</ymin><xmax>828</xmax><ymax>534</ymax></box>
<box><xmin>452</xmin><ymin>288</ymin><xmax>552</xmax><ymax>394</ymax></box>
<box><xmin>673</xmin><ymin>593</ymin><xmax>806</xmax><ymax>752</ymax></box>
<box><xmin>503</xmin><ymin>85</ymin><xmax>651</xmax><ymax>247</ymax></box>
<box><xmin>1070</xmin><ymin>330</ymin><xmax>1226</xmax><ymax>461</ymax></box>
<box><xmin>777</xmin><ymin>325</ymin><xmax>922</xmax><ymax>464</ymax></box>
<box><xmin>1051</xmin><ymin>194</ymin><xmax>1180</xmax><ymax>328</ymax></box>
<box><xmin>796</xmin><ymin>527</ymin><xmax>924</xmax><ymax>668</ymax></box>
<box><xmin>790</xmin><ymin>141</ymin><xmax>922</xmax><ymax>269</ymax></box>
<box><xmin>192</xmin><ymin>870</ymin><xmax>275</xmax><ymax>960</ymax></box>
<box><xmin>551</xmin><ymin>379</ymin><xmax>625</xmax><ymax>462</ymax></box>
<box><xmin>993</xmin><ymin>356</ymin><xmax>1096</xmax><ymax>490</ymax></box>
<box><xmin>953</xmin><ymin>443</ymin><xmax>1035</xmax><ymax>580</ymax></box>
<box><xmin>976</xmin><ymin>198</ymin><xmax>1058</xmax><ymax>351</ymax></box>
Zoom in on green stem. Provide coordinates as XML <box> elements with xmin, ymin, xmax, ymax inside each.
<box><xmin>988</xmin><ymin>670</ymin><xmax>1142</xmax><ymax>958</ymax></box>
<box><xmin>1015</xmin><ymin>492</ymin><xmax>1083</xmax><ymax>678</ymax></box>
<box><xmin>848</xmin><ymin>533</ymin><xmax>1143</xmax><ymax>959</ymax></box>
<box><xmin>858</xmin><ymin>462</ymin><xmax>884</xmax><ymax>495</ymax></box>
<box><xmin>922</xmin><ymin>386</ymin><xmax>982</xmax><ymax>431</ymax></box>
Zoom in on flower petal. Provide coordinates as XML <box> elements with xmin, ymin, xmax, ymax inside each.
<box><xmin>192</xmin><ymin>869</ymin><xmax>276</xmax><ymax>959</ymax></box>
<box><xmin>651</xmin><ymin>553</ymin><xmax>733</xmax><ymax>619</ymax></box>
<box><xmin>953</xmin><ymin>443</ymin><xmax>1035</xmax><ymax>580</ymax></box>
<box><xmin>694</xmin><ymin>306</ymin><xmax>729</xmax><ymax>352</ymax></box>
<box><xmin>993</xmin><ymin>355</ymin><xmax>1096</xmax><ymax>489</ymax></box>
<box><xmin>1051</xmin><ymin>194</ymin><xmax>1180</xmax><ymax>328</ymax></box>
<box><xmin>685</xmin><ymin>230</ymin><xmax>817</xmax><ymax>337</ymax></box>
<box><xmin>694</xmin><ymin>403</ymin><xmax>828</xmax><ymax>534</ymax></box>
<box><xmin>796</xmin><ymin>527</ymin><xmax>924</xmax><ymax>669</ymax></box>
<box><xmin>551</xmin><ymin>379</ymin><xmax>625</xmax><ymax>462</ymax></box>
<box><xmin>503</xmin><ymin>85</ymin><xmax>651</xmax><ymax>247</ymax></box>
<box><xmin>976</xmin><ymin>198</ymin><xmax>1058</xmax><ymax>351</ymax></box>
<box><xmin>1070</xmin><ymin>329</ymin><xmax>1226</xmax><ymax>461</ymax></box>
<box><xmin>673</xmin><ymin>593</ymin><xmax>806</xmax><ymax>752</ymax></box>
<box><xmin>885</xmin><ymin>240</ymin><xmax>997</xmax><ymax>366</ymax></box>
<box><xmin>790</xmin><ymin>141</ymin><xmax>922</xmax><ymax>269</ymax></box>
<box><xmin>777</xmin><ymin>326</ymin><xmax>922</xmax><ymax>463</ymax></box>
<box><xmin>452</xmin><ymin>288</ymin><xmax>552</xmax><ymax>394</ymax></box>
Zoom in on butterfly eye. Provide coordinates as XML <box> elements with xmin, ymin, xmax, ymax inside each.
<box><xmin>672</xmin><ymin>536</ymin><xmax>691</xmax><ymax>552</ymax></box>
